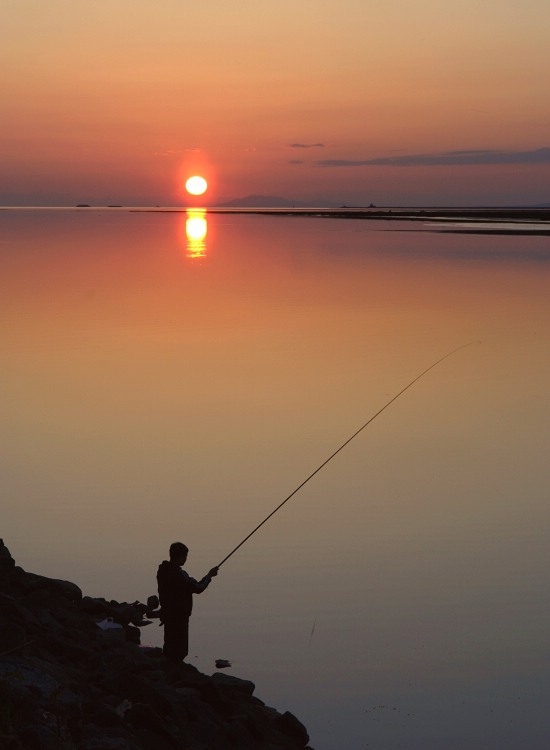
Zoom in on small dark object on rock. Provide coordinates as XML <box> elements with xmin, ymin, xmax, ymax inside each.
<box><xmin>215</xmin><ymin>658</ymin><xmax>232</xmax><ymax>669</ymax></box>
<box><xmin>145</xmin><ymin>594</ymin><xmax>161</xmax><ymax>618</ymax></box>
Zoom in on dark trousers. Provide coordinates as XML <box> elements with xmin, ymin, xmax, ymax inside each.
<box><xmin>163</xmin><ymin>616</ymin><xmax>190</xmax><ymax>662</ymax></box>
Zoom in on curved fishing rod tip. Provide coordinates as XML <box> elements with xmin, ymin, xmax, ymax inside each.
<box><xmin>459</xmin><ymin>339</ymin><xmax>481</xmax><ymax>350</ymax></box>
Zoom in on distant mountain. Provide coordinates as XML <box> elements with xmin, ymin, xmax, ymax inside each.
<box><xmin>213</xmin><ymin>194</ymin><xmax>313</xmax><ymax>208</ymax></box>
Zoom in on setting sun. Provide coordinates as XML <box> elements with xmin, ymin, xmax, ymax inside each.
<box><xmin>185</xmin><ymin>175</ymin><xmax>208</xmax><ymax>196</ymax></box>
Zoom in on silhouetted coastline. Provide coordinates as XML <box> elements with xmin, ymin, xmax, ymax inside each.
<box><xmin>206</xmin><ymin>207</ymin><xmax>550</xmax><ymax>233</ymax></box>
<box><xmin>0</xmin><ymin>540</ymin><xmax>312</xmax><ymax>750</ymax></box>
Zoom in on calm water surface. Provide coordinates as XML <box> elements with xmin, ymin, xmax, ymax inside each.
<box><xmin>1</xmin><ymin>209</ymin><xmax>549</xmax><ymax>749</ymax></box>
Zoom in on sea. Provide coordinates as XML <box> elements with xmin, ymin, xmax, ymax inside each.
<box><xmin>1</xmin><ymin>207</ymin><xmax>549</xmax><ymax>749</ymax></box>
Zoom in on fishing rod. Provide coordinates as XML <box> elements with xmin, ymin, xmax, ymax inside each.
<box><xmin>216</xmin><ymin>341</ymin><xmax>479</xmax><ymax>569</ymax></box>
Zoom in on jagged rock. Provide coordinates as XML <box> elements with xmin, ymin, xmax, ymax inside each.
<box><xmin>15</xmin><ymin>567</ymin><xmax>82</xmax><ymax>603</ymax></box>
<box><xmin>275</xmin><ymin>711</ymin><xmax>310</xmax><ymax>745</ymax></box>
<box><xmin>0</xmin><ymin>538</ymin><xmax>16</xmax><ymax>575</ymax></box>
<box><xmin>211</xmin><ymin>672</ymin><xmax>256</xmax><ymax>695</ymax></box>
<box><xmin>0</xmin><ymin>541</ymin><xmax>314</xmax><ymax>750</ymax></box>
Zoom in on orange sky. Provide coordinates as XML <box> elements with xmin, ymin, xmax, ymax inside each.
<box><xmin>2</xmin><ymin>0</ymin><xmax>549</xmax><ymax>206</ymax></box>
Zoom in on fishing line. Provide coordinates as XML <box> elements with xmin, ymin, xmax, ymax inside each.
<box><xmin>308</xmin><ymin>618</ymin><xmax>317</xmax><ymax>648</ymax></box>
<box><xmin>216</xmin><ymin>341</ymin><xmax>479</xmax><ymax>568</ymax></box>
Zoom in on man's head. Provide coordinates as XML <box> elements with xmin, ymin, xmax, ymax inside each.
<box><xmin>169</xmin><ymin>542</ymin><xmax>189</xmax><ymax>565</ymax></box>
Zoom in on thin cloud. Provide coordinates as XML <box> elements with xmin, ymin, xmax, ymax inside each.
<box><xmin>317</xmin><ymin>147</ymin><xmax>550</xmax><ymax>167</ymax></box>
<box><xmin>153</xmin><ymin>149</ymin><xmax>185</xmax><ymax>157</ymax></box>
<box><xmin>289</xmin><ymin>142</ymin><xmax>325</xmax><ymax>149</ymax></box>
<box><xmin>153</xmin><ymin>147</ymin><xmax>200</xmax><ymax>157</ymax></box>
<box><xmin>289</xmin><ymin>159</ymin><xmax>305</xmax><ymax>164</ymax></box>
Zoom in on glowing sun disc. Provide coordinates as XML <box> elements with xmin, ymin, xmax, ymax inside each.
<box><xmin>185</xmin><ymin>175</ymin><xmax>208</xmax><ymax>196</ymax></box>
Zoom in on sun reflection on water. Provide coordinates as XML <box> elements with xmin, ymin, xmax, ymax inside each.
<box><xmin>185</xmin><ymin>209</ymin><xmax>207</xmax><ymax>259</ymax></box>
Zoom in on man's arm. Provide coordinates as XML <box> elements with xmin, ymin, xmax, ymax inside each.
<box><xmin>181</xmin><ymin>566</ymin><xmax>218</xmax><ymax>593</ymax></box>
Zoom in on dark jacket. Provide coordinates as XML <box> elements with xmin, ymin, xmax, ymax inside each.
<box><xmin>157</xmin><ymin>560</ymin><xmax>212</xmax><ymax>620</ymax></box>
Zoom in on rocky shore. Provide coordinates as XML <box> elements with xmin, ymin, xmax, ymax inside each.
<box><xmin>0</xmin><ymin>540</ymin><xmax>312</xmax><ymax>750</ymax></box>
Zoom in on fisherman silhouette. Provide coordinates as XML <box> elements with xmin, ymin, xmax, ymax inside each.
<box><xmin>157</xmin><ymin>542</ymin><xmax>218</xmax><ymax>662</ymax></box>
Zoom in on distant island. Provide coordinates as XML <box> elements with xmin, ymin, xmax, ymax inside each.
<box><xmin>213</xmin><ymin>194</ymin><xmax>335</xmax><ymax>208</ymax></box>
